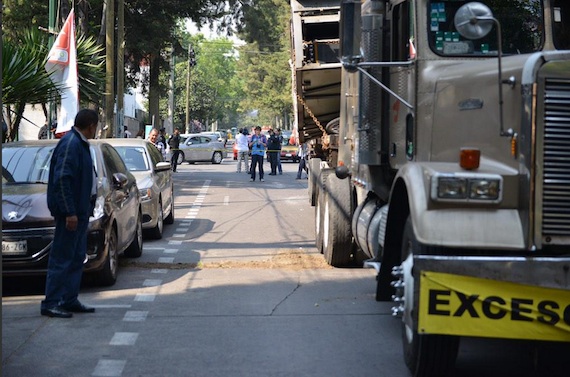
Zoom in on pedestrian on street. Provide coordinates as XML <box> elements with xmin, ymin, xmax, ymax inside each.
<box><xmin>249</xmin><ymin>126</ymin><xmax>267</xmax><ymax>182</ymax></box>
<box><xmin>168</xmin><ymin>127</ymin><xmax>182</xmax><ymax>172</ymax></box>
<box><xmin>41</xmin><ymin>109</ymin><xmax>99</xmax><ymax>318</ymax></box>
<box><xmin>267</xmin><ymin>129</ymin><xmax>280</xmax><ymax>175</ymax></box>
<box><xmin>296</xmin><ymin>142</ymin><xmax>309</xmax><ymax>179</ymax></box>
<box><xmin>235</xmin><ymin>128</ymin><xmax>249</xmax><ymax>173</ymax></box>
<box><xmin>123</xmin><ymin>125</ymin><xmax>132</xmax><ymax>138</ymax></box>
<box><xmin>148</xmin><ymin>128</ymin><xmax>167</xmax><ymax>160</ymax></box>
<box><xmin>276</xmin><ymin>128</ymin><xmax>283</xmax><ymax>174</ymax></box>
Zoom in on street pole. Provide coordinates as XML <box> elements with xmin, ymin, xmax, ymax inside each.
<box><xmin>185</xmin><ymin>44</ymin><xmax>191</xmax><ymax>134</ymax></box>
<box><xmin>168</xmin><ymin>47</ymin><xmax>175</xmax><ymax>133</ymax></box>
<box><xmin>116</xmin><ymin>0</ymin><xmax>124</xmax><ymax>138</ymax></box>
<box><xmin>48</xmin><ymin>0</ymin><xmax>56</xmax><ymax>138</ymax></box>
<box><xmin>105</xmin><ymin>0</ymin><xmax>115</xmax><ymax>138</ymax></box>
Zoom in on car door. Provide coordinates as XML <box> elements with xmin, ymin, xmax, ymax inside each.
<box><xmin>185</xmin><ymin>136</ymin><xmax>202</xmax><ymax>161</ymax></box>
<box><xmin>146</xmin><ymin>143</ymin><xmax>172</xmax><ymax>213</ymax></box>
<box><xmin>198</xmin><ymin>136</ymin><xmax>214</xmax><ymax>161</ymax></box>
<box><xmin>100</xmin><ymin>144</ymin><xmax>139</xmax><ymax>251</ymax></box>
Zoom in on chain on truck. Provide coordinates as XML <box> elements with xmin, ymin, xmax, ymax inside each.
<box><xmin>291</xmin><ymin>0</ymin><xmax>570</xmax><ymax>375</ymax></box>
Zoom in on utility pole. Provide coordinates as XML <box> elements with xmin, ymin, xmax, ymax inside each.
<box><xmin>185</xmin><ymin>45</ymin><xmax>196</xmax><ymax>134</ymax></box>
<box><xmin>105</xmin><ymin>0</ymin><xmax>115</xmax><ymax>138</ymax></box>
<box><xmin>117</xmin><ymin>0</ymin><xmax>124</xmax><ymax>138</ymax></box>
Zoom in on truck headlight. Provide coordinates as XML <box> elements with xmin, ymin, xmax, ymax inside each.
<box><xmin>432</xmin><ymin>174</ymin><xmax>502</xmax><ymax>203</ymax></box>
<box><xmin>469</xmin><ymin>179</ymin><xmax>500</xmax><ymax>200</ymax></box>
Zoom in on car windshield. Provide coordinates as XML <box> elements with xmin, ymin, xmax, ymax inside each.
<box><xmin>428</xmin><ymin>0</ymin><xmax>543</xmax><ymax>56</ymax></box>
<box><xmin>2</xmin><ymin>145</ymin><xmax>55</xmax><ymax>184</ymax></box>
<box><xmin>113</xmin><ymin>146</ymin><xmax>151</xmax><ymax>171</ymax></box>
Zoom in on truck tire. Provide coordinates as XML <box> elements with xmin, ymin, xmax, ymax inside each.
<box><xmin>400</xmin><ymin>218</ymin><xmax>459</xmax><ymax>377</ymax></box>
<box><xmin>323</xmin><ymin>175</ymin><xmax>353</xmax><ymax>267</ymax></box>
<box><xmin>315</xmin><ymin>168</ymin><xmax>332</xmax><ymax>253</ymax></box>
<box><xmin>308</xmin><ymin>158</ymin><xmax>321</xmax><ymax>206</ymax></box>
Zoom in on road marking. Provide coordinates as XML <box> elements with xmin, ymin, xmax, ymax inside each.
<box><xmin>175</xmin><ymin>228</ymin><xmax>189</xmax><ymax>233</ymax></box>
<box><xmin>158</xmin><ymin>257</ymin><xmax>175</xmax><ymax>263</ymax></box>
<box><xmin>143</xmin><ymin>279</ymin><xmax>162</xmax><ymax>287</ymax></box>
<box><xmin>123</xmin><ymin>311</ymin><xmax>148</xmax><ymax>322</ymax></box>
<box><xmin>135</xmin><ymin>293</ymin><xmax>156</xmax><ymax>302</ymax></box>
<box><xmin>92</xmin><ymin>359</ymin><xmax>127</xmax><ymax>376</ymax></box>
<box><xmin>163</xmin><ymin>248</ymin><xmax>179</xmax><ymax>254</ymax></box>
<box><xmin>168</xmin><ymin>240</ymin><xmax>183</xmax><ymax>245</ymax></box>
<box><xmin>172</xmin><ymin>233</ymin><xmax>186</xmax><ymax>238</ymax></box>
<box><xmin>110</xmin><ymin>332</ymin><xmax>139</xmax><ymax>346</ymax></box>
<box><xmin>151</xmin><ymin>269</ymin><xmax>168</xmax><ymax>274</ymax></box>
<box><xmin>224</xmin><ymin>196</ymin><xmax>229</xmax><ymax>205</ymax></box>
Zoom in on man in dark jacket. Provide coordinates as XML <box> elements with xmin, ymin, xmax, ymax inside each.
<box><xmin>168</xmin><ymin>127</ymin><xmax>182</xmax><ymax>172</ymax></box>
<box><xmin>267</xmin><ymin>129</ymin><xmax>281</xmax><ymax>175</ymax></box>
<box><xmin>41</xmin><ymin>109</ymin><xmax>99</xmax><ymax>318</ymax></box>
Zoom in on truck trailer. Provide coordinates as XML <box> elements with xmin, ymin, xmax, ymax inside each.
<box><xmin>291</xmin><ymin>0</ymin><xmax>570</xmax><ymax>376</ymax></box>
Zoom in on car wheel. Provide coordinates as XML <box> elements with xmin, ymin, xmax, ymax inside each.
<box><xmin>164</xmin><ymin>188</ymin><xmax>175</xmax><ymax>225</ymax></box>
<box><xmin>177</xmin><ymin>152</ymin><xmax>184</xmax><ymax>165</ymax></box>
<box><xmin>212</xmin><ymin>151</ymin><xmax>223</xmax><ymax>164</ymax></box>
<box><xmin>125</xmin><ymin>210</ymin><xmax>143</xmax><ymax>258</ymax></box>
<box><xmin>148</xmin><ymin>200</ymin><xmax>164</xmax><ymax>239</ymax></box>
<box><xmin>96</xmin><ymin>227</ymin><xmax>119</xmax><ymax>286</ymax></box>
<box><xmin>400</xmin><ymin>217</ymin><xmax>459</xmax><ymax>377</ymax></box>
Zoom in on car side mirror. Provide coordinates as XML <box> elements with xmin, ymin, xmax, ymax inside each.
<box><xmin>112</xmin><ymin>172</ymin><xmax>128</xmax><ymax>188</ymax></box>
<box><xmin>155</xmin><ymin>162</ymin><xmax>171</xmax><ymax>172</ymax></box>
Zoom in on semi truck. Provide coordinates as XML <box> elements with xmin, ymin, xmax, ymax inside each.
<box><xmin>291</xmin><ymin>0</ymin><xmax>570</xmax><ymax>376</ymax></box>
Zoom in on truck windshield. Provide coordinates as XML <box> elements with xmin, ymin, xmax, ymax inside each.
<box><xmin>428</xmin><ymin>0</ymin><xmax>543</xmax><ymax>56</ymax></box>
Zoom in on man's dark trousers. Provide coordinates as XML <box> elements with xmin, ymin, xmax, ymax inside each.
<box><xmin>41</xmin><ymin>217</ymin><xmax>89</xmax><ymax>310</ymax></box>
<box><xmin>268</xmin><ymin>151</ymin><xmax>279</xmax><ymax>174</ymax></box>
<box><xmin>171</xmin><ymin>150</ymin><xmax>180</xmax><ymax>171</ymax></box>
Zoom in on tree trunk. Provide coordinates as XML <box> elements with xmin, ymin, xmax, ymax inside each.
<box><xmin>148</xmin><ymin>54</ymin><xmax>161</xmax><ymax>127</ymax></box>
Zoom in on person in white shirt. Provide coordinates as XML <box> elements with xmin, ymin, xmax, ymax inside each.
<box><xmin>235</xmin><ymin>128</ymin><xmax>250</xmax><ymax>173</ymax></box>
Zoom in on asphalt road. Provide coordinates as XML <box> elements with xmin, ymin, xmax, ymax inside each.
<box><xmin>2</xmin><ymin>156</ymin><xmax>569</xmax><ymax>377</ymax></box>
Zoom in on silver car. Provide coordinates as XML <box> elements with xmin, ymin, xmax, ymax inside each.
<box><xmin>178</xmin><ymin>133</ymin><xmax>225</xmax><ymax>164</ymax></box>
<box><xmin>108</xmin><ymin>139</ymin><xmax>175</xmax><ymax>239</ymax></box>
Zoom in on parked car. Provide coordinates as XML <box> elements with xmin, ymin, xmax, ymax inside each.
<box><xmin>2</xmin><ymin>140</ymin><xmax>143</xmax><ymax>286</ymax></box>
<box><xmin>280</xmin><ymin>137</ymin><xmax>299</xmax><ymax>162</ymax></box>
<box><xmin>178</xmin><ymin>133</ymin><xmax>225</xmax><ymax>164</ymax></box>
<box><xmin>107</xmin><ymin>139</ymin><xmax>175</xmax><ymax>239</ymax></box>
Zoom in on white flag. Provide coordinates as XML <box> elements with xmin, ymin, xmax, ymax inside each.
<box><xmin>45</xmin><ymin>9</ymin><xmax>79</xmax><ymax>135</ymax></box>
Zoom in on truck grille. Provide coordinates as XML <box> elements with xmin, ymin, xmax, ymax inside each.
<box><xmin>541</xmin><ymin>78</ymin><xmax>570</xmax><ymax>236</ymax></box>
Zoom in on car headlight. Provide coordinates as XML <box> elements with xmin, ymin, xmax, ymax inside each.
<box><xmin>90</xmin><ymin>196</ymin><xmax>105</xmax><ymax>221</ymax></box>
<box><xmin>431</xmin><ymin>174</ymin><xmax>502</xmax><ymax>203</ymax></box>
<box><xmin>139</xmin><ymin>188</ymin><xmax>152</xmax><ymax>201</ymax></box>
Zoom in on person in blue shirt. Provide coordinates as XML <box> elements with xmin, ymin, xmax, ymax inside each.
<box><xmin>249</xmin><ymin>126</ymin><xmax>267</xmax><ymax>182</ymax></box>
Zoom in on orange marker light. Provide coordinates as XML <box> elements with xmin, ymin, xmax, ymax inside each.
<box><xmin>460</xmin><ymin>148</ymin><xmax>480</xmax><ymax>170</ymax></box>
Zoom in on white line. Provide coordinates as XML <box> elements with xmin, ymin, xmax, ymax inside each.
<box><xmin>168</xmin><ymin>240</ymin><xmax>183</xmax><ymax>245</ymax></box>
<box><xmin>151</xmin><ymin>269</ymin><xmax>168</xmax><ymax>274</ymax></box>
<box><xmin>123</xmin><ymin>311</ymin><xmax>148</xmax><ymax>322</ymax></box>
<box><xmin>134</xmin><ymin>293</ymin><xmax>156</xmax><ymax>302</ymax></box>
<box><xmin>143</xmin><ymin>279</ymin><xmax>162</xmax><ymax>287</ymax></box>
<box><xmin>175</xmin><ymin>228</ymin><xmax>189</xmax><ymax>233</ymax></box>
<box><xmin>110</xmin><ymin>332</ymin><xmax>139</xmax><ymax>346</ymax></box>
<box><xmin>224</xmin><ymin>196</ymin><xmax>229</xmax><ymax>206</ymax></box>
<box><xmin>172</xmin><ymin>233</ymin><xmax>186</xmax><ymax>238</ymax></box>
<box><xmin>163</xmin><ymin>248</ymin><xmax>179</xmax><ymax>254</ymax></box>
<box><xmin>158</xmin><ymin>257</ymin><xmax>175</xmax><ymax>263</ymax></box>
<box><xmin>92</xmin><ymin>359</ymin><xmax>127</xmax><ymax>376</ymax></box>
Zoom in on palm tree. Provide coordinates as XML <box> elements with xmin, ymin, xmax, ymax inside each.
<box><xmin>2</xmin><ymin>28</ymin><xmax>104</xmax><ymax>142</ymax></box>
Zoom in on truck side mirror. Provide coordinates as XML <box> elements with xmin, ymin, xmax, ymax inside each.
<box><xmin>340</xmin><ymin>0</ymin><xmax>362</xmax><ymax>71</ymax></box>
<box><xmin>454</xmin><ymin>2</ymin><xmax>494</xmax><ymax>40</ymax></box>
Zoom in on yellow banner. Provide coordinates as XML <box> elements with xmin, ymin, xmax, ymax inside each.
<box><xmin>418</xmin><ymin>271</ymin><xmax>570</xmax><ymax>342</ymax></box>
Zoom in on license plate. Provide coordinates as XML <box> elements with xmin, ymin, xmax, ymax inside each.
<box><xmin>286</xmin><ymin>153</ymin><xmax>292</xmax><ymax>157</ymax></box>
<box><xmin>2</xmin><ymin>240</ymin><xmax>27</xmax><ymax>254</ymax></box>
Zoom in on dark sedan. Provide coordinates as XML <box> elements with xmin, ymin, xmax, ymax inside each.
<box><xmin>2</xmin><ymin>139</ymin><xmax>143</xmax><ymax>286</ymax></box>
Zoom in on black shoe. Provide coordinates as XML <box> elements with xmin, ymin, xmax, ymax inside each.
<box><xmin>62</xmin><ymin>302</ymin><xmax>95</xmax><ymax>313</ymax></box>
<box><xmin>269</xmin><ymin>173</ymin><xmax>276</xmax><ymax>175</ymax></box>
<box><xmin>41</xmin><ymin>306</ymin><xmax>73</xmax><ymax>318</ymax></box>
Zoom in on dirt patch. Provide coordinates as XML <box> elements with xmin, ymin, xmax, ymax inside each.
<box><xmin>121</xmin><ymin>249</ymin><xmax>333</xmax><ymax>270</ymax></box>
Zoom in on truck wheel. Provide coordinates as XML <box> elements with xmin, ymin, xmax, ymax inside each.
<box><xmin>400</xmin><ymin>218</ymin><xmax>459</xmax><ymax>377</ymax></box>
<box><xmin>323</xmin><ymin>175</ymin><xmax>353</xmax><ymax>267</ymax></box>
<box><xmin>308</xmin><ymin>158</ymin><xmax>321</xmax><ymax>206</ymax></box>
<box><xmin>315</xmin><ymin>168</ymin><xmax>332</xmax><ymax>253</ymax></box>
